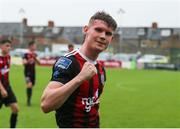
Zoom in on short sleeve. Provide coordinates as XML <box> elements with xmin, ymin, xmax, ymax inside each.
<box><xmin>51</xmin><ymin>57</ymin><xmax>74</xmax><ymax>84</ymax></box>
<box><xmin>22</xmin><ymin>53</ymin><xmax>27</xmax><ymax>59</ymax></box>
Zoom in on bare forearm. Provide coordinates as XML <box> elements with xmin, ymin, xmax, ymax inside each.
<box><xmin>22</xmin><ymin>59</ymin><xmax>28</xmax><ymax>65</ymax></box>
<box><xmin>41</xmin><ymin>76</ymin><xmax>83</xmax><ymax>113</ymax></box>
<box><xmin>0</xmin><ymin>81</ymin><xmax>5</xmax><ymax>91</ymax></box>
<box><xmin>41</xmin><ymin>62</ymin><xmax>97</xmax><ymax>113</ymax></box>
<box><xmin>35</xmin><ymin>57</ymin><xmax>41</xmax><ymax>65</ymax></box>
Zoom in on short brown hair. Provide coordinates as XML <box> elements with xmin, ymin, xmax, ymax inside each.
<box><xmin>89</xmin><ymin>11</ymin><xmax>117</xmax><ymax>31</ymax></box>
<box><xmin>0</xmin><ymin>39</ymin><xmax>11</xmax><ymax>45</ymax></box>
<box><xmin>68</xmin><ymin>44</ymin><xmax>74</xmax><ymax>48</ymax></box>
<box><xmin>28</xmin><ymin>41</ymin><xmax>35</xmax><ymax>47</ymax></box>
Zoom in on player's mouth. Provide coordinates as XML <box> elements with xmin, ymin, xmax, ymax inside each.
<box><xmin>96</xmin><ymin>40</ymin><xmax>107</xmax><ymax>46</ymax></box>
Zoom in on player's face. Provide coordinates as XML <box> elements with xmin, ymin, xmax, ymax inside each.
<box><xmin>68</xmin><ymin>47</ymin><xmax>74</xmax><ymax>52</ymax></box>
<box><xmin>29</xmin><ymin>44</ymin><xmax>36</xmax><ymax>52</ymax></box>
<box><xmin>0</xmin><ymin>42</ymin><xmax>11</xmax><ymax>55</ymax></box>
<box><xmin>83</xmin><ymin>20</ymin><xmax>114</xmax><ymax>53</ymax></box>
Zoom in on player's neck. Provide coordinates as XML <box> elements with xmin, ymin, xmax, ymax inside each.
<box><xmin>79</xmin><ymin>47</ymin><xmax>98</xmax><ymax>61</ymax></box>
<box><xmin>28</xmin><ymin>49</ymin><xmax>35</xmax><ymax>53</ymax></box>
<box><xmin>0</xmin><ymin>51</ymin><xmax>8</xmax><ymax>56</ymax></box>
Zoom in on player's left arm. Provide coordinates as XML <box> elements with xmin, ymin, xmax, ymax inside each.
<box><xmin>22</xmin><ymin>53</ymin><xmax>28</xmax><ymax>65</ymax></box>
<box><xmin>34</xmin><ymin>56</ymin><xmax>41</xmax><ymax>65</ymax></box>
<box><xmin>33</xmin><ymin>53</ymin><xmax>41</xmax><ymax>65</ymax></box>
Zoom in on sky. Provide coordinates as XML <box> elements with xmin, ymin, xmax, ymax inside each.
<box><xmin>0</xmin><ymin>0</ymin><xmax>179</xmax><ymax>27</ymax></box>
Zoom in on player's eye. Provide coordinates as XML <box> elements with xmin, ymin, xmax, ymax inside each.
<box><xmin>106</xmin><ymin>32</ymin><xmax>112</xmax><ymax>36</ymax></box>
<box><xmin>95</xmin><ymin>28</ymin><xmax>103</xmax><ymax>33</ymax></box>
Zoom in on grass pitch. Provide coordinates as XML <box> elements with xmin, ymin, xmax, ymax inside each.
<box><xmin>0</xmin><ymin>65</ymin><xmax>180</xmax><ymax>127</ymax></box>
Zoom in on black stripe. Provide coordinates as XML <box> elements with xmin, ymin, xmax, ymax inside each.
<box><xmin>96</xmin><ymin>64</ymin><xmax>102</xmax><ymax>97</ymax></box>
<box><xmin>89</xmin><ymin>79</ymin><xmax>94</xmax><ymax>97</ymax></box>
<box><xmin>89</xmin><ymin>115</ymin><xmax>99</xmax><ymax>127</ymax></box>
<box><xmin>55</xmin><ymin>55</ymin><xmax>81</xmax><ymax>127</ymax></box>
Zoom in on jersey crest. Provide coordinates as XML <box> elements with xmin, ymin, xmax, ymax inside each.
<box><xmin>56</xmin><ymin>57</ymin><xmax>72</xmax><ymax>69</ymax></box>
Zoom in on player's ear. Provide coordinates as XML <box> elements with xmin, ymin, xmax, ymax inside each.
<box><xmin>109</xmin><ymin>36</ymin><xmax>114</xmax><ymax>43</ymax></box>
<box><xmin>82</xmin><ymin>25</ymin><xmax>89</xmax><ymax>35</ymax></box>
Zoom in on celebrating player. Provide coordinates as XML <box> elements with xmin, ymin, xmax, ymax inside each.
<box><xmin>41</xmin><ymin>11</ymin><xmax>117</xmax><ymax>128</ymax></box>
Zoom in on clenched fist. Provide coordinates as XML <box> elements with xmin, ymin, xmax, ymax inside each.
<box><xmin>77</xmin><ymin>62</ymin><xmax>97</xmax><ymax>81</ymax></box>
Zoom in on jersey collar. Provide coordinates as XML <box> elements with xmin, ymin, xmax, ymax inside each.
<box><xmin>77</xmin><ymin>49</ymin><xmax>97</xmax><ymax>65</ymax></box>
<box><xmin>0</xmin><ymin>51</ymin><xmax>8</xmax><ymax>57</ymax></box>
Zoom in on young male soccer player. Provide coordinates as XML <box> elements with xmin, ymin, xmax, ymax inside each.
<box><xmin>68</xmin><ymin>44</ymin><xmax>74</xmax><ymax>52</ymax></box>
<box><xmin>41</xmin><ymin>11</ymin><xmax>117</xmax><ymax>127</ymax></box>
<box><xmin>0</xmin><ymin>39</ymin><xmax>19</xmax><ymax>128</ymax></box>
<box><xmin>22</xmin><ymin>41</ymin><xmax>40</xmax><ymax>106</ymax></box>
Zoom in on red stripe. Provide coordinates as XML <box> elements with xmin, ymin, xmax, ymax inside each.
<box><xmin>72</xmin><ymin>52</ymin><xmax>86</xmax><ymax>127</ymax></box>
<box><xmin>88</xmin><ymin>72</ymin><xmax>98</xmax><ymax>126</ymax></box>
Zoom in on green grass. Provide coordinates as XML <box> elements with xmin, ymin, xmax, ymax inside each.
<box><xmin>101</xmin><ymin>69</ymin><xmax>180</xmax><ymax>127</ymax></box>
<box><xmin>0</xmin><ymin>65</ymin><xmax>56</xmax><ymax>128</ymax></box>
<box><xmin>0</xmin><ymin>65</ymin><xmax>180</xmax><ymax>127</ymax></box>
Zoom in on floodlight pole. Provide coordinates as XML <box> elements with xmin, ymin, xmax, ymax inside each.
<box><xmin>117</xmin><ymin>8</ymin><xmax>125</xmax><ymax>53</ymax></box>
<box><xmin>19</xmin><ymin>8</ymin><xmax>25</xmax><ymax>46</ymax></box>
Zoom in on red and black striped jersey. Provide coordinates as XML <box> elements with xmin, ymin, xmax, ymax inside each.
<box><xmin>51</xmin><ymin>50</ymin><xmax>106</xmax><ymax>128</ymax></box>
<box><xmin>0</xmin><ymin>54</ymin><xmax>11</xmax><ymax>87</ymax></box>
<box><xmin>23</xmin><ymin>51</ymin><xmax>37</xmax><ymax>75</ymax></box>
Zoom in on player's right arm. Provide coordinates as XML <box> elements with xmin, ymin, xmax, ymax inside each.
<box><xmin>0</xmin><ymin>81</ymin><xmax>8</xmax><ymax>98</ymax></box>
<box><xmin>34</xmin><ymin>56</ymin><xmax>41</xmax><ymax>65</ymax></box>
<box><xmin>22</xmin><ymin>58</ymin><xmax>28</xmax><ymax>65</ymax></box>
<box><xmin>22</xmin><ymin>54</ymin><xmax>28</xmax><ymax>65</ymax></box>
<box><xmin>41</xmin><ymin>61</ymin><xmax>97</xmax><ymax>113</ymax></box>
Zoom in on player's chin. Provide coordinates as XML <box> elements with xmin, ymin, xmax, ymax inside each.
<box><xmin>5</xmin><ymin>51</ymin><xmax>9</xmax><ymax>55</ymax></box>
<box><xmin>96</xmin><ymin>46</ymin><xmax>106</xmax><ymax>53</ymax></box>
